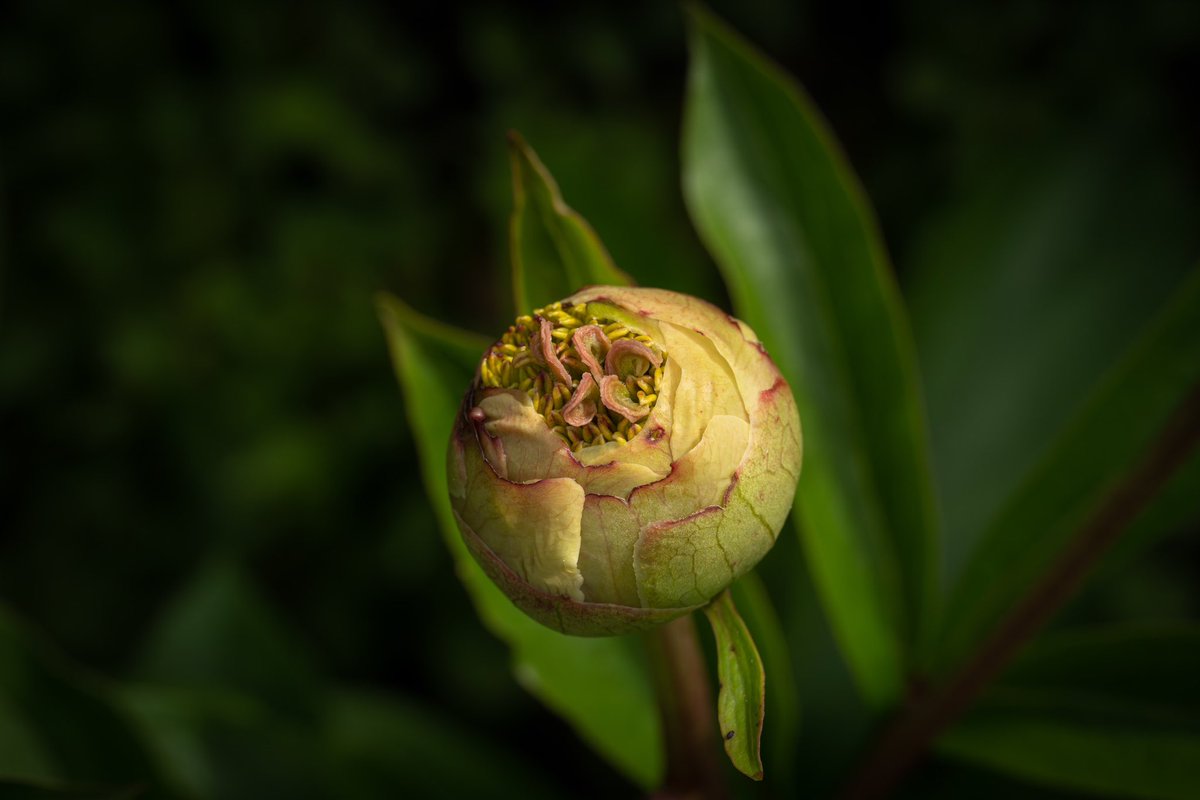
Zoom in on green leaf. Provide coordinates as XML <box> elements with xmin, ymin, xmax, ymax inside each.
<box><xmin>905</xmin><ymin>132</ymin><xmax>1200</xmax><ymax>588</ymax></box>
<box><xmin>940</xmin><ymin>719</ymin><xmax>1200</xmax><ymax>800</ymax></box>
<box><xmin>118</xmin><ymin>684</ymin><xmax>318</xmax><ymax>800</ymax></box>
<box><xmin>939</xmin><ymin>626</ymin><xmax>1200</xmax><ymax>799</ymax></box>
<box><xmin>0</xmin><ymin>779</ymin><xmax>140</xmax><ymax>800</ymax></box>
<box><xmin>702</xmin><ymin>590</ymin><xmax>765</xmax><ymax>780</ymax></box>
<box><xmin>376</xmin><ymin>294</ymin><xmax>663</xmax><ymax>788</ymax></box>
<box><xmin>135</xmin><ymin>560</ymin><xmax>321</xmax><ymax>716</ymax></box>
<box><xmin>934</xmin><ymin>268</ymin><xmax>1200</xmax><ymax>674</ymax></box>
<box><xmin>682</xmin><ymin>5</ymin><xmax>938</xmax><ymax>706</ymax></box>
<box><xmin>324</xmin><ymin>688</ymin><xmax>558</xmax><ymax>799</ymax></box>
<box><xmin>117</xmin><ymin>684</ymin><xmax>561</xmax><ymax>800</ymax></box>
<box><xmin>729</xmin><ymin>573</ymin><xmax>799</xmax><ymax>790</ymax></box>
<box><xmin>508</xmin><ymin>131</ymin><xmax>634</xmax><ymax>313</ymax></box>
<box><xmin>995</xmin><ymin>626</ymin><xmax>1200</xmax><ymax>729</ymax></box>
<box><xmin>0</xmin><ymin>608</ymin><xmax>165</xmax><ymax>796</ymax></box>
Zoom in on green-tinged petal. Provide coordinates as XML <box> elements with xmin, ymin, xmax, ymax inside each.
<box><xmin>579</xmin><ymin>495</ymin><xmax>643</xmax><ymax>607</ymax></box>
<box><xmin>476</xmin><ymin>389</ymin><xmax>573</xmax><ymax>482</ymax></box>
<box><xmin>656</xmin><ymin>321</ymin><xmax>748</xmax><ymax>459</ymax></box>
<box><xmin>579</xmin><ymin>300</ymin><xmax>667</xmax><ymax>344</ymax></box>
<box><xmin>454</xmin><ymin>425</ymin><xmax>586</xmax><ymax>601</ymax></box>
<box><xmin>573</xmin><ymin>454</ymin><xmax>666</xmax><ymax>499</ymax></box>
<box><xmin>734</xmin><ymin>378</ymin><xmax>804</xmax><ymax>538</ymax></box>
<box><xmin>570</xmin><ymin>286</ymin><xmax>728</xmax><ymax>335</ymax></box>
<box><xmin>634</xmin><ymin>378</ymin><xmax>801</xmax><ymax>608</ymax></box>
<box><xmin>475</xmin><ymin>387</ymin><xmax>667</xmax><ymax>497</ymax></box>
<box><xmin>630</xmin><ymin>414</ymin><xmax>750</xmax><ymax>523</ymax></box>
<box><xmin>455</xmin><ymin>509</ymin><xmax>698</xmax><ymax>636</ymax></box>
<box><xmin>635</xmin><ymin>506</ymin><xmax>741</xmax><ymax>607</ymax></box>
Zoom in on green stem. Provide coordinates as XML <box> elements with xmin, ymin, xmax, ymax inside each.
<box><xmin>646</xmin><ymin>614</ymin><xmax>728</xmax><ymax>800</ymax></box>
<box><xmin>840</xmin><ymin>381</ymin><xmax>1200</xmax><ymax>800</ymax></box>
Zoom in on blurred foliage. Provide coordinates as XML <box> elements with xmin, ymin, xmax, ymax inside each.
<box><xmin>1</xmin><ymin>1</ymin><xmax>1198</xmax><ymax>798</ymax></box>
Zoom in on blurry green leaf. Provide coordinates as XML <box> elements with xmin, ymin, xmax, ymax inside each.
<box><xmin>0</xmin><ymin>779</ymin><xmax>140</xmax><ymax>800</ymax></box>
<box><xmin>702</xmin><ymin>590</ymin><xmax>765</xmax><ymax>780</ymax></box>
<box><xmin>905</xmin><ymin>133</ymin><xmax>1200</xmax><ymax>586</ymax></box>
<box><xmin>119</xmin><ymin>682</ymin><xmax>561</xmax><ymax>800</ymax></box>
<box><xmin>992</xmin><ymin>626</ymin><xmax>1200</xmax><ymax>730</ymax></box>
<box><xmin>934</xmin><ymin>268</ymin><xmax>1200</xmax><ymax>673</ymax></box>
<box><xmin>118</xmin><ymin>685</ymin><xmax>302</xmax><ymax>800</ymax></box>
<box><xmin>135</xmin><ymin>561</ymin><xmax>321</xmax><ymax>717</ymax></box>
<box><xmin>325</xmin><ymin>688</ymin><xmax>557</xmax><ymax>799</ymax></box>
<box><xmin>939</xmin><ymin>717</ymin><xmax>1200</xmax><ymax>800</ymax></box>
<box><xmin>508</xmin><ymin>131</ymin><xmax>634</xmax><ymax>313</ymax></box>
<box><xmin>939</xmin><ymin>627</ymin><xmax>1200</xmax><ymax>798</ymax></box>
<box><xmin>682</xmin><ymin>5</ymin><xmax>938</xmax><ymax>706</ymax></box>
<box><xmin>376</xmin><ymin>294</ymin><xmax>663</xmax><ymax>787</ymax></box>
<box><xmin>0</xmin><ymin>609</ymin><xmax>165</xmax><ymax>796</ymax></box>
<box><xmin>900</xmin><ymin>759</ymin><xmax>1114</xmax><ymax>800</ymax></box>
<box><xmin>730</xmin><ymin>573</ymin><xmax>799</xmax><ymax>791</ymax></box>
<box><xmin>939</xmin><ymin>621</ymin><xmax>1200</xmax><ymax>799</ymax></box>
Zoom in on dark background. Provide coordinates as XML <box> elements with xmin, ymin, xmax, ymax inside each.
<box><xmin>2</xmin><ymin>1</ymin><xmax>1198</xmax><ymax>797</ymax></box>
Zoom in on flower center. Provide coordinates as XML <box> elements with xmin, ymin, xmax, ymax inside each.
<box><xmin>479</xmin><ymin>301</ymin><xmax>668</xmax><ymax>451</ymax></box>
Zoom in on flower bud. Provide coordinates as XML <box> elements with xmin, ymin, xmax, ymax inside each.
<box><xmin>448</xmin><ymin>287</ymin><xmax>802</xmax><ymax>636</ymax></box>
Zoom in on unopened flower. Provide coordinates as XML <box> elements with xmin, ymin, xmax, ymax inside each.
<box><xmin>448</xmin><ymin>286</ymin><xmax>802</xmax><ymax>636</ymax></box>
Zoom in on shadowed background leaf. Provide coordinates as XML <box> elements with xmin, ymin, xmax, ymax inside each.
<box><xmin>682</xmin><ymin>4</ymin><xmax>941</xmax><ymax>709</ymax></box>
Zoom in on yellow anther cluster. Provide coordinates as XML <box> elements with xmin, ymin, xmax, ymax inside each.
<box><xmin>479</xmin><ymin>302</ymin><xmax>667</xmax><ymax>450</ymax></box>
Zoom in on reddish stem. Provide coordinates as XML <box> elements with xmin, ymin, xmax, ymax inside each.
<box><xmin>646</xmin><ymin>614</ymin><xmax>728</xmax><ymax>800</ymax></box>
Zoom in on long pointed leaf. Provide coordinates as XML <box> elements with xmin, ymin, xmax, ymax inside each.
<box><xmin>508</xmin><ymin>132</ymin><xmax>633</xmax><ymax>313</ymax></box>
<box><xmin>730</xmin><ymin>573</ymin><xmax>799</xmax><ymax>791</ymax></box>
<box><xmin>934</xmin><ymin>268</ymin><xmax>1200</xmax><ymax>673</ymax></box>
<box><xmin>702</xmin><ymin>591</ymin><xmax>766</xmax><ymax>780</ymax></box>
<box><xmin>376</xmin><ymin>294</ymin><xmax>662</xmax><ymax>787</ymax></box>
<box><xmin>682</xmin><ymin>5</ymin><xmax>939</xmax><ymax>706</ymax></box>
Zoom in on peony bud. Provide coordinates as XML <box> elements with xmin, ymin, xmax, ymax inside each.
<box><xmin>447</xmin><ymin>286</ymin><xmax>802</xmax><ymax>636</ymax></box>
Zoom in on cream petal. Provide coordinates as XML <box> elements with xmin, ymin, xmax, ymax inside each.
<box><xmin>630</xmin><ymin>414</ymin><xmax>750</xmax><ymax>524</ymax></box>
<box><xmin>577</xmin><ymin>494</ymin><xmax>642</xmax><ymax>606</ymax></box>
<box><xmin>454</xmin><ymin>422</ymin><xmax>586</xmax><ymax>601</ymax></box>
<box><xmin>655</xmin><ymin>321</ymin><xmax>747</xmax><ymax>460</ymax></box>
<box><xmin>476</xmin><ymin>389</ymin><xmax>572</xmax><ymax>483</ymax></box>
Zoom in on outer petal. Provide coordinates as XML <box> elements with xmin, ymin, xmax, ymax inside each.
<box><xmin>476</xmin><ymin>387</ymin><xmax>664</xmax><ymax>498</ymax></box>
<box><xmin>656</xmin><ymin>321</ymin><xmax>747</xmax><ymax>460</ymax></box>
<box><xmin>633</xmin><ymin>376</ymin><xmax>802</xmax><ymax>608</ymax></box>
<box><xmin>570</xmin><ymin>286</ymin><xmax>780</xmax><ymax>400</ymax></box>
<box><xmin>577</xmin><ymin>494</ymin><xmax>642</xmax><ymax>606</ymax></box>
<box><xmin>454</xmin><ymin>507</ymin><xmax>699</xmax><ymax>635</ymax></box>
<box><xmin>477</xmin><ymin>389</ymin><xmax>572</xmax><ymax>482</ymax></box>
<box><xmin>452</xmin><ymin>415</ymin><xmax>586</xmax><ymax>600</ymax></box>
<box><xmin>629</xmin><ymin>414</ymin><xmax>750</xmax><ymax>524</ymax></box>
